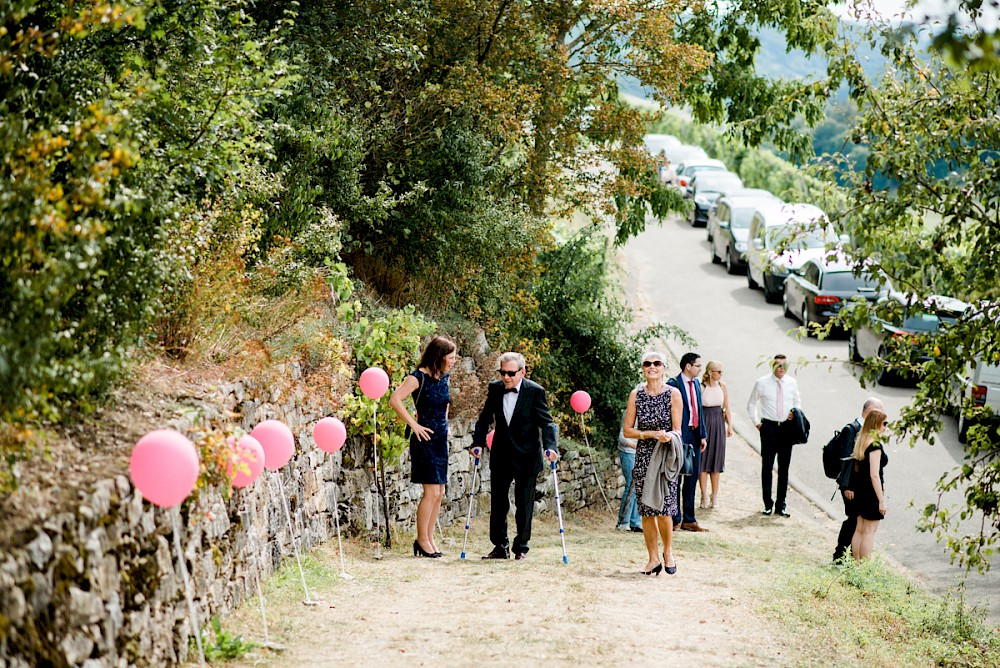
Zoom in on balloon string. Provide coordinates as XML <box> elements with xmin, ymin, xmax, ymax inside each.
<box><xmin>372</xmin><ymin>403</ymin><xmax>383</xmax><ymax>558</ymax></box>
<box><xmin>581</xmin><ymin>413</ymin><xmax>615</xmax><ymax>515</ymax></box>
<box><xmin>276</xmin><ymin>472</ymin><xmax>315</xmax><ymax>603</ymax></box>
<box><xmin>170</xmin><ymin>512</ymin><xmax>206</xmax><ymax>667</ymax></box>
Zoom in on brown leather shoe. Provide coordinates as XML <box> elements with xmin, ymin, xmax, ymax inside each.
<box><xmin>672</xmin><ymin>523</ymin><xmax>681</xmax><ymax>531</ymax></box>
<box><xmin>482</xmin><ymin>547</ymin><xmax>510</xmax><ymax>559</ymax></box>
<box><xmin>681</xmin><ymin>522</ymin><xmax>709</xmax><ymax>532</ymax></box>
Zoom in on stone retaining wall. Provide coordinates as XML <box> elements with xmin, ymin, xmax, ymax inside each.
<box><xmin>0</xmin><ymin>373</ymin><xmax>622</xmax><ymax>667</ymax></box>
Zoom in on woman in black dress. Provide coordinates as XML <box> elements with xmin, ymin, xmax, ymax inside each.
<box><xmin>849</xmin><ymin>409</ymin><xmax>888</xmax><ymax>561</ymax></box>
<box><xmin>389</xmin><ymin>336</ymin><xmax>457</xmax><ymax>558</ymax></box>
<box><xmin>622</xmin><ymin>351</ymin><xmax>683</xmax><ymax>575</ymax></box>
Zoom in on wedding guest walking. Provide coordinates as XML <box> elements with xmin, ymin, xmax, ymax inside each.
<box><xmin>747</xmin><ymin>354</ymin><xmax>802</xmax><ymax>517</ymax></box>
<box><xmin>472</xmin><ymin>352</ymin><xmax>558</xmax><ymax>560</ymax></box>
<box><xmin>623</xmin><ymin>351</ymin><xmax>683</xmax><ymax>575</ymax></box>
<box><xmin>389</xmin><ymin>335</ymin><xmax>457</xmax><ymax>558</ymax></box>
<box><xmin>699</xmin><ymin>361</ymin><xmax>732</xmax><ymax>509</ymax></box>
<box><xmin>832</xmin><ymin>397</ymin><xmax>884</xmax><ymax>562</ymax></box>
<box><xmin>850</xmin><ymin>409</ymin><xmax>889</xmax><ymax>561</ymax></box>
<box><xmin>667</xmin><ymin>352</ymin><xmax>708</xmax><ymax>531</ymax></box>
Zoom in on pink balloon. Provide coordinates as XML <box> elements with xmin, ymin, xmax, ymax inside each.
<box><xmin>129</xmin><ymin>430</ymin><xmax>199</xmax><ymax>508</ymax></box>
<box><xmin>486</xmin><ymin>430</ymin><xmax>495</xmax><ymax>450</ymax></box>
<box><xmin>228</xmin><ymin>435</ymin><xmax>264</xmax><ymax>489</ymax></box>
<box><xmin>359</xmin><ymin>367</ymin><xmax>390</xmax><ymax>400</ymax></box>
<box><xmin>570</xmin><ymin>390</ymin><xmax>592</xmax><ymax>414</ymax></box>
<box><xmin>251</xmin><ymin>420</ymin><xmax>295</xmax><ymax>470</ymax></box>
<box><xmin>313</xmin><ymin>417</ymin><xmax>347</xmax><ymax>454</ymax></box>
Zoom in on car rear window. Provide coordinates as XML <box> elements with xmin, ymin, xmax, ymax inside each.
<box><xmin>731</xmin><ymin>207</ymin><xmax>756</xmax><ymax>228</ymax></box>
<box><xmin>822</xmin><ymin>272</ymin><xmax>880</xmax><ymax>292</ymax></box>
<box><xmin>900</xmin><ymin>311</ymin><xmax>959</xmax><ymax>332</ymax></box>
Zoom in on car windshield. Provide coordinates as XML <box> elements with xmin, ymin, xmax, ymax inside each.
<box><xmin>731</xmin><ymin>206</ymin><xmax>757</xmax><ymax>229</ymax></box>
<box><xmin>822</xmin><ymin>272</ymin><xmax>880</xmax><ymax>292</ymax></box>
<box><xmin>766</xmin><ymin>224</ymin><xmax>835</xmax><ymax>250</ymax></box>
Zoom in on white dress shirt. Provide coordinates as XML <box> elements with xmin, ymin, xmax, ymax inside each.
<box><xmin>503</xmin><ymin>380</ymin><xmax>523</xmax><ymax>424</ymax></box>
<box><xmin>747</xmin><ymin>374</ymin><xmax>801</xmax><ymax>425</ymax></box>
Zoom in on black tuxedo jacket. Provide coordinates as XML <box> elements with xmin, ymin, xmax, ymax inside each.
<box><xmin>473</xmin><ymin>378</ymin><xmax>558</xmax><ymax>476</ymax></box>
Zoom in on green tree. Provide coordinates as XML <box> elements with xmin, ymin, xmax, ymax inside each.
<box><xmin>819</xmin><ymin>14</ymin><xmax>1000</xmax><ymax>571</ymax></box>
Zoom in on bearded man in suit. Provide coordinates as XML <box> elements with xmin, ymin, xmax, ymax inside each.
<box><xmin>473</xmin><ymin>352</ymin><xmax>558</xmax><ymax>560</ymax></box>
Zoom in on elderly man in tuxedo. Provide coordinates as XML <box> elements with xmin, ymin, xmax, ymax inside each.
<box><xmin>667</xmin><ymin>352</ymin><xmax>709</xmax><ymax>532</ymax></box>
<box><xmin>473</xmin><ymin>352</ymin><xmax>558</xmax><ymax>560</ymax></box>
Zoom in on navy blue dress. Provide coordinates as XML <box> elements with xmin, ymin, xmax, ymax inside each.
<box><xmin>409</xmin><ymin>369</ymin><xmax>450</xmax><ymax>484</ymax></box>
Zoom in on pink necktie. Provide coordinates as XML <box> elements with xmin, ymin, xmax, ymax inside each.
<box><xmin>776</xmin><ymin>380</ymin><xmax>784</xmax><ymax>421</ymax></box>
<box><xmin>689</xmin><ymin>380</ymin><xmax>699</xmax><ymax>429</ymax></box>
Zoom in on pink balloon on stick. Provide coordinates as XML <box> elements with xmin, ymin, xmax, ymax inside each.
<box><xmin>251</xmin><ymin>420</ymin><xmax>296</xmax><ymax>470</ymax></box>
<box><xmin>130</xmin><ymin>430</ymin><xmax>199</xmax><ymax>508</ymax></box>
<box><xmin>486</xmin><ymin>430</ymin><xmax>495</xmax><ymax>450</ymax></box>
<box><xmin>229</xmin><ymin>435</ymin><xmax>265</xmax><ymax>488</ymax></box>
<box><xmin>313</xmin><ymin>417</ymin><xmax>347</xmax><ymax>454</ymax></box>
<box><xmin>570</xmin><ymin>390</ymin><xmax>592</xmax><ymax>413</ymax></box>
<box><xmin>359</xmin><ymin>367</ymin><xmax>390</xmax><ymax>400</ymax></box>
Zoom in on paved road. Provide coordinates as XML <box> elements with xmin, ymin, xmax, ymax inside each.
<box><xmin>621</xmin><ymin>214</ymin><xmax>998</xmax><ymax>620</ymax></box>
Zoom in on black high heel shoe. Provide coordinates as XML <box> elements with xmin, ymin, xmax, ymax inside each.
<box><xmin>413</xmin><ymin>540</ymin><xmax>440</xmax><ymax>558</ymax></box>
<box><xmin>641</xmin><ymin>562</ymin><xmax>663</xmax><ymax>576</ymax></box>
<box><xmin>663</xmin><ymin>551</ymin><xmax>677</xmax><ymax>575</ymax></box>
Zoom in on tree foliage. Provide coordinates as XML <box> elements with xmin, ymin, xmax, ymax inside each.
<box><xmin>816</xmin><ymin>14</ymin><xmax>1000</xmax><ymax>571</ymax></box>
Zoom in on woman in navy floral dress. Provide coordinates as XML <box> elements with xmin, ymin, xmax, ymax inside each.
<box><xmin>622</xmin><ymin>351</ymin><xmax>682</xmax><ymax>575</ymax></box>
<box><xmin>390</xmin><ymin>336</ymin><xmax>457</xmax><ymax>558</ymax></box>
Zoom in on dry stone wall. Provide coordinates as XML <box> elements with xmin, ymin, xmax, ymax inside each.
<box><xmin>0</xmin><ymin>369</ymin><xmax>622</xmax><ymax>667</ymax></box>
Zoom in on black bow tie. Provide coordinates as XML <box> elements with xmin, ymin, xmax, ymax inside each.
<box><xmin>504</xmin><ymin>387</ymin><xmax>519</xmax><ymax>394</ymax></box>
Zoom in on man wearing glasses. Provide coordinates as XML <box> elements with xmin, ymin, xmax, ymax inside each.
<box><xmin>667</xmin><ymin>352</ymin><xmax>709</xmax><ymax>532</ymax></box>
<box><xmin>747</xmin><ymin>354</ymin><xmax>802</xmax><ymax>517</ymax></box>
<box><xmin>473</xmin><ymin>352</ymin><xmax>558</xmax><ymax>560</ymax></box>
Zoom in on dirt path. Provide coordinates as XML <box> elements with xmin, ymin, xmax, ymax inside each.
<box><xmin>224</xmin><ymin>432</ymin><xmax>841</xmax><ymax>667</ymax></box>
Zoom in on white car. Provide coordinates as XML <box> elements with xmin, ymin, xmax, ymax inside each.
<box><xmin>959</xmin><ymin>360</ymin><xmax>1000</xmax><ymax>442</ymax></box>
<box><xmin>660</xmin><ymin>144</ymin><xmax>708</xmax><ymax>185</ymax></box>
<box><xmin>675</xmin><ymin>158</ymin><xmax>727</xmax><ymax>198</ymax></box>
<box><xmin>643</xmin><ymin>133</ymin><xmax>681</xmax><ymax>156</ymax></box>
<box><xmin>745</xmin><ymin>202</ymin><xmax>843</xmax><ymax>303</ymax></box>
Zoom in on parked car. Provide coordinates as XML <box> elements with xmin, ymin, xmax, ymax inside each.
<box><xmin>644</xmin><ymin>133</ymin><xmax>680</xmax><ymax>156</ymax></box>
<box><xmin>688</xmin><ymin>171</ymin><xmax>744</xmax><ymax>227</ymax></box>
<box><xmin>675</xmin><ymin>158</ymin><xmax>727</xmax><ymax>198</ymax></box>
<box><xmin>782</xmin><ymin>257</ymin><xmax>881</xmax><ymax>333</ymax></box>
<box><xmin>706</xmin><ymin>188</ymin><xmax>775</xmax><ymax>242</ymax></box>
<box><xmin>660</xmin><ymin>144</ymin><xmax>708</xmax><ymax>185</ymax></box>
<box><xmin>746</xmin><ymin>202</ymin><xmax>842</xmax><ymax>303</ymax></box>
<box><xmin>848</xmin><ymin>292</ymin><xmax>969</xmax><ymax>385</ymax></box>
<box><xmin>957</xmin><ymin>359</ymin><xmax>1000</xmax><ymax>443</ymax></box>
<box><xmin>709</xmin><ymin>191</ymin><xmax>783</xmax><ymax>273</ymax></box>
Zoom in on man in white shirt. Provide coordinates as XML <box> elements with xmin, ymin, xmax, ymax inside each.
<box><xmin>747</xmin><ymin>354</ymin><xmax>802</xmax><ymax>517</ymax></box>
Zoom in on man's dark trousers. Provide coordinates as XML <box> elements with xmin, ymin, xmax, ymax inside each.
<box><xmin>674</xmin><ymin>425</ymin><xmax>701</xmax><ymax>525</ymax></box>
<box><xmin>760</xmin><ymin>419</ymin><xmax>793</xmax><ymax>510</ymax></box>
<box><xmin>834</xmin><ymin>492</ymin><xmax>857</xmax><ymax>560</ymax></box>
<box><xmin>489</xmin><ymin>465</ymin><xmax>537</xmax><ymax>555</ymax></box>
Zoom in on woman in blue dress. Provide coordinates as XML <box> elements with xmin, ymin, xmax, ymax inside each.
<box><xmin>389</xmin><ymin>336</ymin><xmax>457</xmax><ymax>558</ymax></box>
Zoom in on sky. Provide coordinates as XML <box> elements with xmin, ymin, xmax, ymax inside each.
<box><xmin>834</xmin><ymin>0</ymin><xmax>1000</xmax><ymax>28</ymax></box>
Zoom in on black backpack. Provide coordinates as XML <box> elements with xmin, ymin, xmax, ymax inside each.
<box><xmin>822</xmin><ymin>420</ymin><xmax>860</xmax><ymax>480</ymax></box>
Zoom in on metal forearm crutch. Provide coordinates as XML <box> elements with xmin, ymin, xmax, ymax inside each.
<box><xmin>546</xmin><ymin>449</ymin><xmax>568</xmax><ymax>564</ymax></box>
<box><xmin>460</xmin><ymin>447</ymin><xmax>483</xmax><ymax>559</ymax></box>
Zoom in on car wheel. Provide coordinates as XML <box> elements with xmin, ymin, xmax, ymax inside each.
<box><xmin>747</xmin><ymin>269</ymin><xmax>759</xmax><ymax>290</ymax></box>
<box><xmin>876</xmin><ymin>346</ymin><xmax>894</xmax><ymax>386</ymax></box>
<box><xmin>710</xmin><ymin>243</ymin><xmax>721</xmax><ymax>264</ymax></box>
<box><xmin>726</xmin><ymin>250</ymin><xmax>740</xmax><ymax>275</ymax></box>
<box><xmin>958</xmin><ymin>414</ymin><xmax>969</xmax><ymax>444</ymax></box>
<box><xmin>782</xmin><ymin>292</ymin><xmax>794</xmax><ymax>319</ymax></box>
<box><xmin>801</xmin><ymin>304</ymin><xmax>811</xmax><ymax>335</ymax></box>
<box><xmin>848</xmin><ymin>332</ymin><xmax>863</xmax><ymax>362</ymax></box>
<box><xmin>763</xmin><ymin>275</ymin><xmax>780</xmax><ymax>303</ymax></box>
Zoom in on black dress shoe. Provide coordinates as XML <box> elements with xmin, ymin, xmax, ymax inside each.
<box><xmin>629</xmin><ymin>526</ymin><xmax>643</xmax><ymax>533</ymax></box>
<box><xmin>482</xmin><ymin>547</ymin><xmax>510</xmax><ymax>560</ymax></box>
<box><xmin>777</xmin><ymin>506</ymin><xmax>791</xmax><ymax>517</ymax></box>
<box><xmin>761</xmin><ymin>507</ymin><xmax>774</xmax><ymax>516</ymax></box>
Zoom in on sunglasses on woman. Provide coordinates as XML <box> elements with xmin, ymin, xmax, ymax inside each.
<box><xmin>642</xmin><ymin>360</ymin><xmax>663</xmax><ymax>368</ymax></box>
